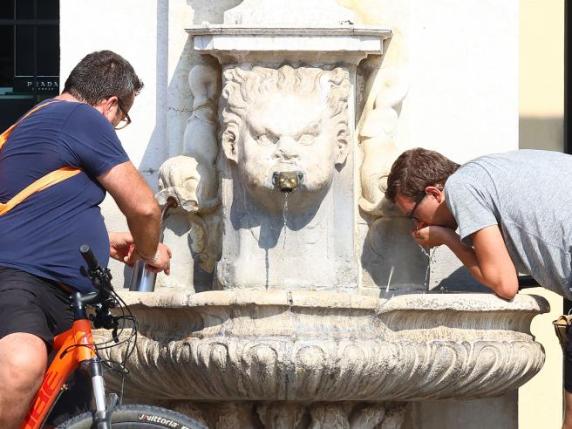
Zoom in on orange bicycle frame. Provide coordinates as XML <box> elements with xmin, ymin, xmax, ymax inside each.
<box><xmin>21</xmin><ymin>319</ymin><xmax>97</xmax><ymax>429</ymax></box>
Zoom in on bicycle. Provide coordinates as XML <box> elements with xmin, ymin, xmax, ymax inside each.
<box><xmin>20</xmin><ymin>245</ymin><xmax>206</xmax><ymax>429</ymax></box>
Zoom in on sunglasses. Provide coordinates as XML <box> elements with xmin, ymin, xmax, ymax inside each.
<box><xmin>408</xmin><ymin>193</ymin><xmax>426</xmax><ymax>221</ymax></box>
<box><xmin>114</xmin><ymin>99</ymin><xmax>132</xmax><ymax>130</ymax></box>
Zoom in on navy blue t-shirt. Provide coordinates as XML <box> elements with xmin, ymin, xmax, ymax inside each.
<box><xmin>0</xmin><ymin>99</ymin><xmax>129</xmax><ymax>293</ymax></box>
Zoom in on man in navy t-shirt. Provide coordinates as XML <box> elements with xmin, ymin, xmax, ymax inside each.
<box><xmin>0</xmin><ymin>50</ymin><xmax>171</xmax><ymax>428</ymax></box>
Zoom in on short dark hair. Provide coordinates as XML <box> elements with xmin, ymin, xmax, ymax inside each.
<box><xmin>63</xmin><ymin>50</ymin><xmax>143</xmax><ymax>106</ymax></box>
<box><xmin>385</xmin><ymin>148</ymin><xmax>460</xmax><ymax>202</ymax></box>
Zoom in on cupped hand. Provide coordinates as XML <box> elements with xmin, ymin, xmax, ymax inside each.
<box><xmin>410</xmin><ymin>225</ymin><xmax>454</xmax><ymax>248</ymax></box>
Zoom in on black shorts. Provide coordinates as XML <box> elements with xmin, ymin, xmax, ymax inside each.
<box><xmin>0</xmin><ymin>266</ymin><xmax>73</xmax><ymax>348</ymax></box>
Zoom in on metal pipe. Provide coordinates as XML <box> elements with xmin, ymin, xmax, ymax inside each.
<box><xmin>128</xmin><ymin>197</ymin><xmax>178</xmax><ymax>292</ymax></box>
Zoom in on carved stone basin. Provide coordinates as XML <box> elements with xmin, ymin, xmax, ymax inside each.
<box><xmin>99</xmin><ymin>290</ymin><xmax>547</xmax><ymax>403</ymax></box>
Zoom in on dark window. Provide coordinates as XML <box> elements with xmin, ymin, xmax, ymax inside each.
<box><xmin>37</xmin><ymin>25</ymin><xmax>59</xmax><ymax>76</ymax></box>
<box><xmin>38</xmin><ymin>0</ymin><xmax>59</xmax><ymax>20</ymax></box>
<box><xmin>15</xmin><ymin>25</ymin><xmax>34</xmax><ymax>76</ymax></box>
<box><xmin>0</xmin><ymin>0</ymin><xmax>59</xmax><ymax>130</ymax></box>
<box><xmin>15</xmin><ymin>0</ymin><xmax>35</xmax><ymax>20</ymax></box>
<box><xmin>0</xmin><ymin>25</ymin><xmax>13</xmax><ymax>87</ymax></box>
<box><xmin>0</xmin><ymin>2</ymin><xmax>14</xmax><ymax>19</ymax></box>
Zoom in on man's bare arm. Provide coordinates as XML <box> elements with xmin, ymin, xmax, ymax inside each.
<box><xmin>414</xmin><ymin>224</ymin><xmax>518</xmax><ymax>299</ymax></box>
<box><xmin>470</xmin><ymin>225</ymin><xmax>518</xmax><ymax>298</ymax></box>
<box><xmin>98</xmin><ymin>161</ymin><xmax>166</xmax><ymax>266</ymax></box>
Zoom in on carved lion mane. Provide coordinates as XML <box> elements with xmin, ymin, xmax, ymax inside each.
<box><xmin>220</xmin><ymin>65</ymin><xmax>350</xmax><ymax>164</ymax></box>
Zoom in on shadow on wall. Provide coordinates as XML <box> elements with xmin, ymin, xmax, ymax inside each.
<box><xmin>435</xmin><ymin>267</ymin><xmax>489</xmax><ymax>293</ymax></box>
<box><xmin>360</xmin><ymin>217</ymin><xmax>492</xmax><ymax>295</ymax></box>
<box><xmin>519</xmin><ymin>116</ymin><xmax>564</xmax><ymax>152</ymax></box>
<box><xmin>361</xmin><ymin>217</ymin><xmax>429</xmax><ymax>294</ymax></box>
<box><xmin>122</xmin><ymin>0</ymin><xmax>241</xmax><ymax>287</ymax></box>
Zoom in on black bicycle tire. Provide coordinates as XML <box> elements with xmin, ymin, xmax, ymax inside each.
<box><xmin>55</xmin><ymin>404</ymin><xmax>207</xmax><ymax>429</ymax></box>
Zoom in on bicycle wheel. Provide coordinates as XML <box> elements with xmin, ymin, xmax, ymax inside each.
<box><xmin>55</xmin><ymin>404</ymin><xmax>207</xmax><ymax>429</ymax></box>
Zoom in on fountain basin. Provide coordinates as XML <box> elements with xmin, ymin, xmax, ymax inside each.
<box><xmin>98</xmin><ymin>290</ymin><xmax>548</xmax><ymax>403</ymax></box>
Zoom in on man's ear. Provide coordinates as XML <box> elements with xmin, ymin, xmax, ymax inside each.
<box><xmin>92</xmin><ymin>96</ymin><xmax>120</xmax><ymax>124</ymax></box>
<box><xmin>425</xmin><ymin>185</ymin><xmax>444</xmax><ymax>202</ymax></box>
<box><xmin>92</xmin><ymin>96</ymin><xmax>117</xmax><ymax>115</ymax></box>
<box><xmin>222</xmin><ymin>128</ymin><xmax>238</xmax><ymax>163</ymax></box>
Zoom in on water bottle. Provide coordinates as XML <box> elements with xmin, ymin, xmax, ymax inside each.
<box><xmin>128</xmin><ymin>259</ymin><xmax>157</xmax><ymax>292</ymax></box>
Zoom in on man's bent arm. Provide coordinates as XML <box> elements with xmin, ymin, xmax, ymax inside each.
<box><xmin>442</xmin><ymin>225</ymin><xmax>518</xmax><ymax>299</ymax></box>
<box><xmin>98</xmin><ymin>161</ymin><xmax>160</xmax><ymax>259</ymax></box>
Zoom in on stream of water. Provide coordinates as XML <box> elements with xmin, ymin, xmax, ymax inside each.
<box><xmin>282</xmin><ymin>192</ymin><xmax>289</xmax><ymax>248</ymax></box>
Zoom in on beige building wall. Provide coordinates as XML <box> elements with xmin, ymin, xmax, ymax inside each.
<box><xmin>519</xmin><ymin>0</ymin><xmax>564</xmax><ymax>152</ymax></box>
<box><xmin>518</xmin><ymin>1</ymin><xmax>565</xmax><ymax>429</ymax></box>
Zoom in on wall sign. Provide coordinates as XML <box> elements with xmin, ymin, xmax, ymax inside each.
<box><xmin>13</xmin><ymin>77</ymin><xmax>59</xmax><ymax>94</ymax></box>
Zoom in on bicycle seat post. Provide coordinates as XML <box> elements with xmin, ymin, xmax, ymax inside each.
<box><xmin>71</xmin><ymin>291</ymin><xmax>88</xmax><ymax>320</ymax></box>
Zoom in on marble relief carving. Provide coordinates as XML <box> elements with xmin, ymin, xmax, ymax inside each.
<box><xmin>216</xmin><ymin>64</ymin><xmax>356</xmax><ymax>290</ymax></box>
<box><xmin>221</xmin><ymin>65</ymin><xmax>350</xmax><ymax>213</ymax></box>
<box><xmin>257</xmin><ymin>403</ymin><xmax>306</xmax><ymax>429</ymax></box>
<box><xmin>358</xmin><ymin>65</ymin><xmax>408</xmax><ymax>218</ymax></box>
<box><xmin>171</xmin><ymin>401</ymin><xmax>404</xmax><ymax>429</ymax></box>
<box><xmin>158</xmin><ymin>63</ymin><xmax>222</xmax><ymax>273</ymax></box>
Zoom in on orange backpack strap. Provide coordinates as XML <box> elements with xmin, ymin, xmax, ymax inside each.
<box><xmin>0</xmin><ymin>167</ymin><xmax>81</xmax><ymax>216</ymax></box>
<box><xmin>0</xmin><ymin>124</ymin><xmax>16</xmax><ymax>151</ymax></box>
<box><xmin>0</xmin><ymin>101</ymin><xmax>59</xmax><ymax>150</ymax></box>
<box><xmin>0</xmin><ymin>101</ymin><xmax>82</xmax><ymax>216</ymax></box>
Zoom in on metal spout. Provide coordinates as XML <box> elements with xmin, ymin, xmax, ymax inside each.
<box><xmin>272</xmin><ymin>171</ymin><xmax>304</xmax><ymax>193</ymax></box>
<box><xmin>128</xmin><ymin>197</ymin><xmax>178</xmax><ymax>292</ymax></box>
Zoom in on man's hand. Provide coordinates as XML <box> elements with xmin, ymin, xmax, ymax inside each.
<box><xmin>138</xmin><ymin>243</ymin><xmax>172</xmax><ymax>275</ymax></box>
<box><xmin>109</xmin><ymin>232</ymin><xmax>172</xmax><ymax>275</ymax></box>
<box><xmin>109</xmin><ymin>231</ymin><xmax>136</xmax><ymax>265</ymax></box>
<box><xmin>411</xmin><ymin>225</ymin><xmax>457</xmax><ymax>248</ymax></box>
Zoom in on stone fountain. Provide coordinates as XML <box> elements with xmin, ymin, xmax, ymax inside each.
<box><xmin>99</xmin><ymin>1</ymin><xmax>547</xmax><ymax>428</ymax></box>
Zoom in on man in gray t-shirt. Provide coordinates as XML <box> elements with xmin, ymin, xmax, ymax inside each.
<box><xmin>385</xmin><ymin>148</ymin><xmax>572</xmax><ymax>429</ymax></box>
<box><xmin>447</xmin><ymin>150</ymin><xmax>572</xmax><ymax>300</ymax></box>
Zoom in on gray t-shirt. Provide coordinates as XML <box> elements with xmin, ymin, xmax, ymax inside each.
<box><xmin>445</xmin><ymin>150</ymin><xmax>572</xmax><ymax>299</ymax></box>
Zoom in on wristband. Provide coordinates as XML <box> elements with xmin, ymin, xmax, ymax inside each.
<box><xmin>137</xmin><ymin>249</ymin><xmax>159</xmax><ymax>264</ymax></box>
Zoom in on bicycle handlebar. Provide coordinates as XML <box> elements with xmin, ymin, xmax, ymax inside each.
<box><xmin>78</xmin><ymin>245</ymin><xmax>120</xmax><ymax>332</ymax></box>
<box><xmin>80</xmin><ymin>244</ymin><xmax>99</xmax><ymax>272</ymax></box>
<box><xmin>78</xmin><ymin>244</ymin><xmax>114</xmax><ymax>304</ymax></box>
